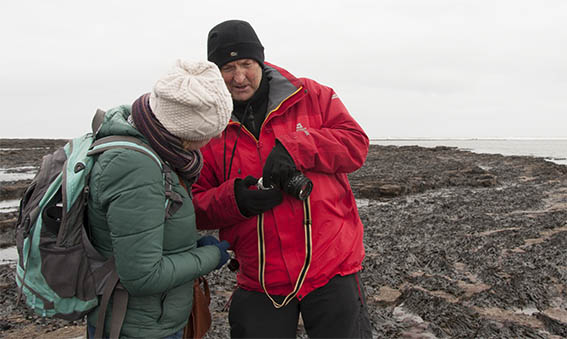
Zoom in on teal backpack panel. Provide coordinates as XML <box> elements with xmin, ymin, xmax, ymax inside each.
<box><xmin>16</xmin><ymin>133</ymin><xmax>102</xmax><ymax>319</ymax></box>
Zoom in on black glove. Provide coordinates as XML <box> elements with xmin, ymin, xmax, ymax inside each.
<box><xmin>262</xmin><ymin>141</ymin><xmax>296</xmax><ymax>189</ymax></box>
<box><xmin>234</xmin><ymin>176</ymin><xmax>283</xmax><ymax>217</ymax></box>
<box><xmin>197</xmin><ymin>235</ymin><xmax>230</xmax><ymax>270</ymax></box>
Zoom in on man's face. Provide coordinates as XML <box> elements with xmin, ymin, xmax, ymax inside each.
<box><xmin>220</xmin><ymin>59</ymin><xmax>262</xmax><ymax>102</ymax></box>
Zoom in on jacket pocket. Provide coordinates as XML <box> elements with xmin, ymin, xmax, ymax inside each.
<box><xmin>157</xmin><ymin>282</ymin><xmax>193</xmax><ymax>326</ymax></box>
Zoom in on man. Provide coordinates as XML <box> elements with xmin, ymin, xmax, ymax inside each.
<box><xmin>193</xmin><ymin>19</ymin><xmax>372</xmax><ymax>338</ymax></box>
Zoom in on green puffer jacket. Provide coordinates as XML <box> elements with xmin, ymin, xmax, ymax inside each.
<box><xmin>86</xmin><ymin>106</ymin><xmax>221</xmax><ymax>338</ymax></box>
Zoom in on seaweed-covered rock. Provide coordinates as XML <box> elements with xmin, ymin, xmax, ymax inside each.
<box><xmin>1</xmin><ymin>140</ymin><xmax>566</xmax><ymax>338</ymax></box>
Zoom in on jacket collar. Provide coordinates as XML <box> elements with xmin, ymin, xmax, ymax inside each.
<box><xmin>264</xmin><ymin>64</ymin><xmax>303</xmax><ymax>113</ymax></box>
<box><xmin>227</xmin><ymin>62</ymin><xmax>306</xmax><ymax>126</ymax></box>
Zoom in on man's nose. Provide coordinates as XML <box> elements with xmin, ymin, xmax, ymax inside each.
<box><xmin>233</xmin><ymin>69</ymin><xmax>246</xmax><ymax>83</ymax></box>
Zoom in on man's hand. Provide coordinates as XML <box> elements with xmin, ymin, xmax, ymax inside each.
<box><xmin>262</xmin><ymin>141</ymin><xmax>296</xmax><ymax>189</ymax></box>
<box><xmin>234</xmin><ymin>176</ymin><xmax>283</xmax><ymax>217</ymax></box>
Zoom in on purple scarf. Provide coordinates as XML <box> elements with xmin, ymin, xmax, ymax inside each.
<box><xmin>131</xmin><ymin>93</ymin><xmax>203</xmax><ymax>186</ymax></box>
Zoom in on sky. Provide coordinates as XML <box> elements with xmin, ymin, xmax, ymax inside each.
<box><xmin>1</xmin><ymin>0</ymin><xmax>566</xmax><ymax>139</ymax></box>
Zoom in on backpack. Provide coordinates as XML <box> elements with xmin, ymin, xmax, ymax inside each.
<box><xmin>15</xmin><ymin>109</ymin><xmax>182</xmax><ymax>338</ymax></box>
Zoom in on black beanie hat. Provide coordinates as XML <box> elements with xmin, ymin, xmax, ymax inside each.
<box><xmin>207</xmin><ymin>20</ymin><xmax>265</xmax><ymax>68</ymax></box>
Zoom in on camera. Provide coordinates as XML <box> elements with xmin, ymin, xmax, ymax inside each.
<box><xmin>257</xmin><ymin>171</ymin><xmax>313</xmax><ymax>201</ymax></box>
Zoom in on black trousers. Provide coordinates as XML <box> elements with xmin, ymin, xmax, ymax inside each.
<box><xmin>228</xmin><ymin>272</ymin><xmax>372</xmax><ymax>338</ymax></box>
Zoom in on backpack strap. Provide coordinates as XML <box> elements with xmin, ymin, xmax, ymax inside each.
<box><xmin>87</xmin><ymin>135</ymin><xmax>184</xmax><ymax>218</ymax></box>
<box><xmin>109</xmin><ymin>287</ymin><xmax>128</xmax><ymax>338</ymax></box>
<box><xmin>162</xmin><ymin>164</ymin><xmax>184</xmax><ymax>218</ymax></box>
<box><xmin>94</xmin><ymin>266</ymin><xmax>128</xmax><ymax>339</ymax></box>
<box><xmin>88</xmin><ymin>135</ymin><xmax>163</xmax><ymax>169</ymax></box>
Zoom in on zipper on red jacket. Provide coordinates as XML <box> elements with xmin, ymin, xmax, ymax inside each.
<box><xmin>257</xmin><ymin>86</ymin><xmax>304</xmax><ymax>163</ymax></box>
<box><xmin>227</xmin><ymin>120</ymin><xmax>257</xmax><ymax>142</ymax></box>
<box><xmin>224</xmin><ymin>85</ymin><xmax>305</xmax><ymax>179</ymax></box>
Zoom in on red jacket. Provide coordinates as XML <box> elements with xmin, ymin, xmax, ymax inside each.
<box><xmin>192</xmin><ymin>62</ymin><xmax>369</xmax><ymax>300</ymax></box>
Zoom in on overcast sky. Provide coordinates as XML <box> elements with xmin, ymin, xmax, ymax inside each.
<box><xmin>1</xmin><ymin>0</ymin><xmax>566</xmax><ymax>139</ymax></box>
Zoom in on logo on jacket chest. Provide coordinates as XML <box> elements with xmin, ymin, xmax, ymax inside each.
<box><xmin>296</xmin><ymin>123</ymin><xmax>309</xmax><ymax>136</ymax></box>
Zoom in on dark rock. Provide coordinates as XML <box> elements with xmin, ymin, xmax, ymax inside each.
<box><xmin>536</xmin><ymin>313</ymin><xmax>567</xmax><ymax>337</ymax></box>
<box><xmin>378</xmin><ymin>184</ymin><xmax>404</xmax><ymax>197</ymax></box>
<box><xmin>0</xmin><ymin>181</ymin><xmax>30</xmax><ymax>200</ymax></box>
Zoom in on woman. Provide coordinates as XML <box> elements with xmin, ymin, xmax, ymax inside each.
<box><xmin>86</xmin><ymin>60</ymin><xmax>233</xmax><ymax>338</ymax></box>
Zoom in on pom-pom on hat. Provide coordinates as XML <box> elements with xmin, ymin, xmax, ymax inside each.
<box><xmin>207</xmin><ymin>19</ymin><xmax>265</xmax><ymax>68</ymax></box>
<box><xmin>149</xmin><ymin>60</ymin><xmax>233</xmax><ymax>141</ymax></box>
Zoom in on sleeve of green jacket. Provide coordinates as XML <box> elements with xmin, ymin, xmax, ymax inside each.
<box><xmin>95</xmin><ymin>149</ymin><xmax>220</xmax><ymax>296</ymax></box>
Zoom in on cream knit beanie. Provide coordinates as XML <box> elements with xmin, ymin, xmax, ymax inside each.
<box><xmin>149</xmin><ymin>60</ymin><xmax>233</xmax><ymax>141</ymax></box>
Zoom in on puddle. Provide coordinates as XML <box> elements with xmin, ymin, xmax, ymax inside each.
<box><xmin>0</xmin><ymin>199</ymin><xmax>19</xmax><ymax>213</ymax></box>
<box><xmin>356</xmin><ymin>198</ymin><xmax>370</xmax><ymax>208</ymax></box>
<box><xmin>0</xmin><ymin>166</ymin><xmax>37</xmax><ymax>182</ymax></box>
<box><xmin>550</xmin><ymin>158</ymin><xmax>567</xmax><ymax>166</ymax></box>
<box><xmin>515</xmin><ymin>307</ymin><xmax>540</xmax><ymax>316</ymax></box>
<box><xmin>0</xmin><ymin>246</ymin><xmax>18</xmax><ymax>263</ymax></box>
<box><xmin>393</xmin><ymin>305</ymin><xmax>425</xmax><ymax>323</ymax></box>
<box><xmin>0</xmin><ymin>147</ymin><xmax>50</xmax><ymax>151</ymax></box>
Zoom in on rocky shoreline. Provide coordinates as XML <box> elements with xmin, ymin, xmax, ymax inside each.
<box><xmin>1</xmin><ymin>139</ymin><xmax>567</xmax><ymax>338</ymax></box>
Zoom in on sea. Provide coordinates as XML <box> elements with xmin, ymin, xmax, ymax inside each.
<box><xmin>371</xmin><ymin>138</ymin><xmax>567</xmax><ymax>166</ymax></box>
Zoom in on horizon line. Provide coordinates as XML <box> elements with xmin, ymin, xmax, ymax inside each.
<box><xmin>2</xmin><ymin>136</ymin><xmax>567</xmax><ymax>141</ymax></box>
<box><xmin>372</xmin><ymin>137</ymin><xmax>567</xmax><ymax>141</ymax></box>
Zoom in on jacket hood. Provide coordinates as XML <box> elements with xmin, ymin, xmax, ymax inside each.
<box><xmin>96</xmin><ymin>105</ymin><xmax>147</xmax><ymax>141</ymax></box>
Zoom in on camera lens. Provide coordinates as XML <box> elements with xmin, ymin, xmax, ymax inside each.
<box><xmin>227</xmin><ymin>259</ymin><xmax>239</xmax><ymax>272</ymax></box>
<box><xmin>284</xmin><ymin>173</ymin><xmax>313</xmax><ymax>200</ymax></box>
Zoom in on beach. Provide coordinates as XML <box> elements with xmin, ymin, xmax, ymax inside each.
<box><xmin>1</xmin><ymin>139</ymin><xmax>567</xmax><ymax>338</ymax></box>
